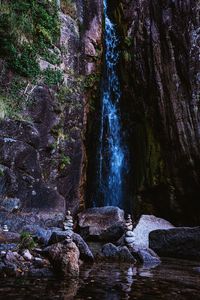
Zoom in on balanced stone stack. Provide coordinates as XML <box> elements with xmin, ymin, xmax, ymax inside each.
<box><xmin>124</xmin><ymin>215</ymin><xmax>135</xmax><ymax>246</ymax></box>
<box><xmin>2</xmin><ymin>225</ymin><xmax>9</xmax><ymax>232</ymax></box>
<box><xmin>63</xmin><ymin>211</ymin><xmax>74</xmax><ymax>231</ymax></box>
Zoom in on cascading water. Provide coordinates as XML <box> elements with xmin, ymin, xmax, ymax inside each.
<box><xmin>93</xmin><ymin>0</ymin><xmax>126</xmax><ymax>208</ymax></box>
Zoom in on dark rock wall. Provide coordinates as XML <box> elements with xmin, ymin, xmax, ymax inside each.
<box><xmin>119</xmin><ymin>0</ymin><xmax>200</xmax><ymax>224</ymax></box>
<box><xmin>0</xmin><ymin>0</ymin><xmax>103</xmax><ymax>215</ymax></box>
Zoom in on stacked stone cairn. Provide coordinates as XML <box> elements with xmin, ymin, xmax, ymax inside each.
<box><xmin>2</xmin><ymin>225</ymin><xmax>9</xmax><ymax>232</ymax></box>
<box><xmin>124</xmin><ymin>214</ymin><xmax>135</xmax><ymax>246</ymax></box>
<box><xmin>63</xmin><ymin>211</ymin><xmax>73</xmax><ymax>243</ymax></box>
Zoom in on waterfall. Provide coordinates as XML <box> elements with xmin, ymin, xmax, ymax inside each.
<box><xmin>93</xmin><ymin>0</ymin><xmax>126</xmax><ymax>208</ymax></box>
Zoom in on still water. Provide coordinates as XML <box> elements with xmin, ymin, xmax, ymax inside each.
<box><xmin>0</xmin><ymin>259</ymin><xmax>200</xmax><ymax>300</ymax></box>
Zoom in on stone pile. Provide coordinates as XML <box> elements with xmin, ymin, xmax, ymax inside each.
<box><xmin>124</xmin><ymin>215</ymin><xmax>135</xmax><ymax>247</ymax></box>
<box><xmin>63</xmin><ymin>211</ymin><xmax>73</xmax><ymax>231</ymax></box>
<box><xmin>3</xmin><ymin>225</ymin><xmax>9</xmax><ymax>232</ymax></box>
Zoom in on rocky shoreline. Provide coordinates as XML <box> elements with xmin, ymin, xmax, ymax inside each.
<box><xmin>0</xmin><ymin>207</ymin><xmax>200</xmax><ymax>279</ymax></box>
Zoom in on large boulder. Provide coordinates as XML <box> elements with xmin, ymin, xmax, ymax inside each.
<box><xmin>149</xmin><ymin>227</ymin><xmax>200</xmax><ymax>260</ymax></box>
<box><xmin>78</xmin><ymin>207</ymin><xmax>125</xmax><ymax>241</ymax></box>
<box><xmin>132</xmin><ymin>215</ymin><xmax>174</xmax><ymax>248</ymax></box>
<box><xmin>48</xmin><ymin>230</ymin><xmax>94</xmax><ymax>262</ymax></box>
<box><xmin>43</xmin><ymin>241</ymin><xmax>80</xmax><ymax>277</ymax></box>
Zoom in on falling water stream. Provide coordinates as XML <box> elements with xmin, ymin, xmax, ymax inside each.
<box><xmin>94</xmin><ymin>0</ymin><xmax>126</xmax><ymax>208</ymax></box>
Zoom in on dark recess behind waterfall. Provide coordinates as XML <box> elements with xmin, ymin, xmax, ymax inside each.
<box><xmin>85</xmin><ymin>0</ymin><xmax>133</xmax><ymax>214</ymax></box>
<box><xmin>86</xmin><ymin>0</ymin><xmax>200</xmax><ymax>226</ymax></box>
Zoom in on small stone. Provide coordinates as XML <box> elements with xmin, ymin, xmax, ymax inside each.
<box><xmin>126</xmin><ymin>231</ymin><xmax>135</xmax><ymax>237</ymax></box>
<box><xmin>3</xmin><ymin>225</ymin><xmax>9</xmax><ymax>232</ymax></box>
<box><xmin>23</xmin><ymin>249</ymin><xmax>33</xmax><ymax>261</ymax></box>
<box><xmin>125</xmin><ymin>237</ymin><xmax>135</xmax><ymax>244</ymax></box>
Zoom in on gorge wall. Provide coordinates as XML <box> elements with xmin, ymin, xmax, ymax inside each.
<box><xmin>0</xmin><ymin>0</ymin><xmax>199</xmax><ymax>226</ymax></box>
<box><xmin>118</xmin><ymin>0</ymin><xmax>200</xmax><ymax>225</ymax></box>
<box><xmin>0</xmin><ymin>0</ymin><xmax>102</xmax><ymax>219</ymax></box>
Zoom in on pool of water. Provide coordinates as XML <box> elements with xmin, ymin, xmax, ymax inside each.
<box><xmin>0</xmin><ymin>258</ymin><xmax>200</xmax><ymax>300</ymax></box>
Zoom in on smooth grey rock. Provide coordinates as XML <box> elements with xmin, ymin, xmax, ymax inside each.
<box><xmin>149</xmin><ymin>226</ymin><xmax>200</xmax><ymax>260</ymax></box>
<box><xmin>132</xmin><ymin>215</ymin><xmax>174</xmax><ymax>248</ymax></box>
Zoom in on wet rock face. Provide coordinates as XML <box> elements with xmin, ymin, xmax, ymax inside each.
<box><xmin>120</xmin><ymin>0</ymin><xmax>200</xmax><ymax>224</ymax></box>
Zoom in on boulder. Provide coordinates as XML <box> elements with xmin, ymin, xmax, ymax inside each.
<box><xmin>43</xmin><ymin>241</ymin><xmax>80</xmax><ymax>277</ymax></box>
<box><xmin>132</xmin><ymin>215</ymin><xmax>174</xmax><ymax>248</ymax></box>
<box><xmin>101</xmin><ymin>243</ymin><xmax>136</xmax><ymax>263</ymax></box>
<box><xmin>149</xmin><ymin>226</ymin><xmax>200</xmax><ymax>260</ymax></box>
<box><xmin>22</xmin><ymin>225</ymin><xmax>57</xmax><ymax>245</ymax></box>
<box><xmin>101</xmin><ymin>243</ymin><xmax>119</xmax><ymax>258</ymax></box>
<box><xmin>136</xmin><ymin>248</ymin><xmax>161</xmax><ymax>266</ymax></box>
<box><xmin>48</xmin><ymin>230</ymin><xmax>94</xmax><ymax>262</ymax></box>
<box><xmin>78</xmin><ymin>207</ymin><xmax>125</xmax><ymax>241</ymax></box>
<box><xmin>0</xmin><ymin>231</ymin><xmax>20</xmax><ymax>243</ymax></box>
<box><xmin>72</xmin><ymin>233</ymin><xmax>94</xmax><ymax>262</ymax></box>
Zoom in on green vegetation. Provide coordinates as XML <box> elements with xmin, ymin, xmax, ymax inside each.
<box><xmin>61</xmin><ymin>0</ymin><xmax>77</xmax><ymax>19</ymax></box>
<box><xmin>0</xmin><ymin>74</ymin><xmax>27</xmax><ymax>119</ymax></box>
<box><xmin>60</xmin><ymin>153</ymin><xmax>71</xmax><ymax>170</ymax></box>
<box><xmin>19</xmin><ymin>232</ymin><xmax>37</xmax><ymax>250</ymax></box>
<box><xmin>43</xmin><ymin>67</ymin><xmax>63</xmax><ymax>85</ymax></box>
<box><xmin>0</xmin><ymin>0</ymin><xmax>60</xmax><ymax>78</ymax></box>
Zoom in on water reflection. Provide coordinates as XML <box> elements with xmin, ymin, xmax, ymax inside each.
<box><xmin>0</xmin><ymin>259</ymin><xmax>200</xmax><ymax>299</ymax></box>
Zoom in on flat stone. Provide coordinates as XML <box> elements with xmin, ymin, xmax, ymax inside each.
<box><xmin>125</xmin><ymin>231</ymin><xmax>135</xmax><ymax>237</ymax></box>
<box><xmin>125</xmin><ymin>237</ymin><xmax>135</xmax><ymax>244</ymax></box>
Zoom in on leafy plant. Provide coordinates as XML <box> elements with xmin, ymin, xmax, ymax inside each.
<box><xmin>60</xmin><ymin>153</ymin><xmax>71</xmax><ymax>169</ymax></box>
<box><xmin>19</xmin><ymin>232</ymin><xmax>37</xmax><ymax>250</ymax></box>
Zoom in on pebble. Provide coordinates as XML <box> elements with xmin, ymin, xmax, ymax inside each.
<box><xmin>125</xmin><ymin>237</ymin><xmax>135</xmax><ymax>244</ymax></box>
<box><xmin>126</xmin><ymin>231</ymin><xmax>135</xmax><ymax>237</ymax></box>
<box><xmin>23</xmin><ymin>249</ymin><xmax>33</xmax><ymax>261</ymax></box>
